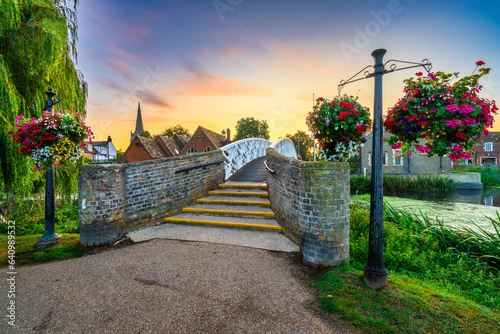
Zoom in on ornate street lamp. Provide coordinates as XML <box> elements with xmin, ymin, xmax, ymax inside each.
<box><xmin>338</xmin><ymin>49</ymin><xmax>432</xmax><ymax>288</ymax></box>
<box><xmin>36</xmin><ymin>88</ymin><xmax>62</xmax><ymax>248</ymax></box>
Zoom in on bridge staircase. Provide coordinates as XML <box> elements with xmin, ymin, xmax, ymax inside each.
<box><xmin>164</xmin><ymin>181</ymin><xmax>281</xmax><ymax>232</ymax></box>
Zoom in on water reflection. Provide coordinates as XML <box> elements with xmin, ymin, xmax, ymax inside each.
<box><xmin>384</xmin><ymin>187</ymin><xmax>500</xmax><ymax>208</ymax></box>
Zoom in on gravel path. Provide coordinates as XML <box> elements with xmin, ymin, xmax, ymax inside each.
<box><xmin>1</xmin><ymin>239</ymin><xmax>355</xmax><ymax>333</ymax></box>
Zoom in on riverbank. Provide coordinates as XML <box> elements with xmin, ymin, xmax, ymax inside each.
<box><xmin>383</xmin><ymin>196</ymin><xmax>499</xmax><ymax>232</ymax></box>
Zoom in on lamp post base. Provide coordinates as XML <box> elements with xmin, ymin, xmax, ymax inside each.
<box><xmin>36</xmin><ymin>233</ymin><xmax>62</xmax><ymax>249</ymax></box>
<box><xmin>363</xmin><ymin>264</ymin><xmax>388</xmax><ymax>289</ymax></box>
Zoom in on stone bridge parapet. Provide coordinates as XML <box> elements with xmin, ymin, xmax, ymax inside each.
<box><xmin>266</xmin><ymin>149</ymin><xmax>350</xmax><ymax>267</ymax></box>
<box><xmin>78</xmin><ymin>151</ymin><xmax>224</xmax><ymax>246</ymax></box>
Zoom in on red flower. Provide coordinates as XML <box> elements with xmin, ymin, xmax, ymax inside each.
<box><xmin>476</xmin><ymin>61</ymin><xmax>485</xmax><ymax>66</ymax></box>
<box><xmin>415</xmin><ymin>72</ymin><xmax>423</xmax><ymax>77</ymax></box>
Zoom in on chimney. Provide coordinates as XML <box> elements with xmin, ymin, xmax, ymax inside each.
<box><xmin>226</xmin><ymin>128</ymin><xmax>231</xmax><ymax>143</ymax></box>
<box><xmin>107</xmin><ymin>135</ymin><xmax>112</xmax><ymax>142</ymax></box>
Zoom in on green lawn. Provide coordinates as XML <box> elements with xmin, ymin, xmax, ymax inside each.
<box><xmin>0</xmin><ymin>234</ymin><xmax>85</xmax><ymax>266</ymax></box>
<box><xmin>315</xmin><ymin>264</ymin><xmax>500</xmax><ymax>334</ymax></box>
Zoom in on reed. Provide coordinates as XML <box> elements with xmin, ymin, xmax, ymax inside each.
<box><xmin>350</xmin><ymin>174</ymin><xmax>456</xmax><ymax>194</ymax></box>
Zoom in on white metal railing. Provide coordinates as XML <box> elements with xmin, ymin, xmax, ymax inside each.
<box><xmin>219</xmin><ymin>137</ymin><xmax>297</xmax><ymax>179</ymax></box>
<box><xmin>270</xmin><ymin>137</ymin><xmax>297</xmax><ymax>158</ymax></box>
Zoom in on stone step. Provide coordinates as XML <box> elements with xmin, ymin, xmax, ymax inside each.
<box><xmin>209</xmin><ymin>189</ymin><xmax>269</xmax><ymax>197</ymax></box>
<box><xmin>164</xmin><ymin>213</ymin><xmax>282</xmax><ymax>232</ymax></box>
<box><xmin>218</xmin><ymin>182</ymin><xmax>267</xmax><ymax>190</ymax></box>
<box><xmin>197</xmin><ymin>196</ymin><xmax>270</xmax><ymax>207</ymax></box>
<box><xmin>182</xmin><ymin>203</ymin><xmax>275</xmax><ymax>218</ymax></box>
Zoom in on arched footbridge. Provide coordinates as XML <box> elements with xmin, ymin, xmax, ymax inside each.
<box><xmin>219</xmin><ymin>137</ymin><xmax>297</xmax><ymax>181</ymax></box>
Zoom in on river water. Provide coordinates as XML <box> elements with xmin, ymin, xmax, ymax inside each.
<box><xmin>385</xmin><ymin>187</ymin><xmax>500</xmax><ymax>208</ymax></box>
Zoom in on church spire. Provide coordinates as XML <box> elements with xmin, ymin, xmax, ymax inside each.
<box><xmin>131</xmin><ymin>102</ymin><xmax>145</xmax><ymax>143</ymax></box>
<box><xmin>135</xmin><ymin>102</ymin><xmax>144</xmax><ymax>134</ymax></box>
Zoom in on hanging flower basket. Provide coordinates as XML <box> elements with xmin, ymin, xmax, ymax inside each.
<box><xmin>384</xmin><ymin>62</ymin><xmax>498</xmax><ymax>161</ymax></box>
<box><xmin>306</xmin><ymin>94</ymin><xmax>372</xmax><ymax>161</ymax></box>
<box><xmin>9</xmin><ymin>110</ymin><xmax>93</xmax><ymax>171</ymax></box>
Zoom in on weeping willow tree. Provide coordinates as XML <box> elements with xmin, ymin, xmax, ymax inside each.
<box><xmin>0</xmin><ymin>0</ymin><xmax>87</xmax><ymax>200</ymax></box>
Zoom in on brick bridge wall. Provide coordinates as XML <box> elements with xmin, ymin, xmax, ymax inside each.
<box><xmin>266</xmin><ymin>149</ymin><xmax>350</xmax><ymax>267</ymax></box>
<box><xmin>78</xmin><ymin>151</ymin><xmax>225</xmax><ymax>246</ymax></box>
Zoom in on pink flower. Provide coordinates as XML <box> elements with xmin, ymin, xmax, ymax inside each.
<box><xmin>483</xmin><ymin>129</ymin><xmax>490</xmax><ymax>136</ymax></box>
<box><xmin>428</xmin><ymin>73</ymin><xmax>437</xmax><ymax>80</ymax></box>
<box><xmin>14</xmin><ymin>122</ymin><xmax>21</xmax><ymax>126</ymax></box>
<box><xmin>391</xmin><ymin>142</ymin><xmax>402</xmax><ymax>150</ymax></box>
<box><xmin>15</xmin><ymin>115</ymin><xmax>24</xmax><ymax>120</ymax></box>
<box><xmin>476</xmin><ymin>61</ymin><xmax>485</xmax><ymax>66</ymax></box>
<box><xmin>54</xmin><ymin>162</ymin><xmax>60</xmax><ymax>167</ymax></box>
<box><xmin>34</xmin><ymin>167</ymin><xmax>39</xmax><ymax>172</ymax></box>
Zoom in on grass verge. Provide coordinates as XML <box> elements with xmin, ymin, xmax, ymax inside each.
<box><xmin>314</xmin><ymin>199</ymin><xmax>500</xmax><ymax>333</ymax></box>
<box><xmin>0</xmin><ymin>234</ymin><xmax>84</xmax><ymax>266</ymax></box>
<box><xmin>314</xmin><ymin>264</ymin><xmax>500</xmax><ymax>334</ymax></box>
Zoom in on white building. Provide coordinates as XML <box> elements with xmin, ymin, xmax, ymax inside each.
<box><xmin>85</xmin><ymin>136</ymin><xmax>117</xmax><ymax>162</ymax></box>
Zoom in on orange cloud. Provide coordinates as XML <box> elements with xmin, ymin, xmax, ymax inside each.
<box><xmin>174</xmin><ymin>73</ymin><xmax>276</xmax><ymax>97</ymax></box>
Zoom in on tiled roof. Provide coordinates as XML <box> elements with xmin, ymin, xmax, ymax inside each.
<box><xmin>157</xmin><ymin>135</ymin><xmax>182</xmax><ymax>156</ymax></box>
<box><xmin>92</xmin><ymin>141</ymin><xmax>109</xmax><ymax>147</ymax></box>
<box><xmin>200</xmin><ymin>126</ymin><xmax>228</xmax><ymax>148</ymax></box>
<box><xmin>482</xmin><ymin>132</ymin><xmax>500</xmax><ymax>142</ymax></box>
<box><xmin>137</xmin><ymin>136</ymin><xmax>168</xmax><ymax>159</ymax></box>
<box><xmin>173</xmin><ymin>134</ymin><xmax>189</xmax><ymax>148</ymax></box>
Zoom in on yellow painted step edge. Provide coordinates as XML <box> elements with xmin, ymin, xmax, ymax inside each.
<box><xmin>218</xmin><ymin>184</ymin><xmax>267</xmax><ymax>189</ymax></box>
<box><xmin>164</xmin><ymin>218</ymin><xmax>282</xmax><ymax>230</ymax></box>
<box><xmin>198</xmin><ymin>199</ymin><xmax>271</xmax><ymax>206</ymax></box>
<box><xmin>183</xmin><ymin>208</ymin><xmax>275</xmax><ymax>217</ymax></box>
<box><xmin>208</xmin><ymin>191</ymin><xmax>268</xmax><ymax>197</ymax></box>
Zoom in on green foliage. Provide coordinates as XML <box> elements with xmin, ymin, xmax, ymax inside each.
<box><xmin>350</xmin><ymin>174</ymin><xmax>456</xmax><ymax>194</ymax></box>
<box><xmin>233</xmin><ymin>117</ymin><xmax>270</xmax><ymax>140</ymax></box>
<box><xmin>160</xmin><ymin>124</ymin><xmax>191</xmax><ymax>138</ymax></box>
<box><xmin>285</xmin><ymin>130</ymin><xmax>313</xmax><ymax>160</ymax></box>
<box><xmin>0</xmin><ymin>234</ymin><xmax>84</xmax><ymax>265</ymax></box>
<box><xmin>0</xmin><ymin>0</ymin><xmax>87</xmax><ymax>198</ymax></box>
<box><xmin>139</xmin><ymin>130</ymin><xmax>153</xmax><ymax>139</ymax></box>
<box><xmin>349</xmin><ymin>200</ymin><xmax>500</xmax><ymax>309</ymax></box>
<box><xmin>347</xmin><ymin>154</ymin><xmax>360</xmax><ymax>174</ymax></box>
<box><xmin>454</xmin><ymin>165</ymin><xmax>500</xmax><ymax>186</ymax></box>
<box><xmin>0</xmin><ymin>200</ymin><xmax>79</xmax><ymax>236</ymax></box>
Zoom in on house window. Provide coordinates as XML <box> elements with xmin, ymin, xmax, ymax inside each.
<box><xmin>393</xmin><ymin>150</ymin><xmax>404</xmax><ymax>166</ymax></box>
<box><xmin>368</xmin><ymin>153</ymin><xmax>371</xmax><ymax>166</ymax></box>
<box><xmin>203</xmin><ymin>147</ymin><xmax>213</xmax><ymax>152</ymax></box>
<box><xmin>187</xmin><ymin>148</ymin><xmax>197</xmax><ymax>155</ymax></box>
<box><xmin>485</xmin><ymin>196</ymin><xmax>493</xmax><ymax>206</ymax></box>
<box><xmin>485</xmin><ymin>142</ymin><xmax>493</xmax><ymax>151</ymax></box>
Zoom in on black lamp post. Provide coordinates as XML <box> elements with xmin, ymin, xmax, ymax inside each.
<box><xmin>338</xmin><ymin>50</ymin><xmax>432</xmax><ymax>288</ymax></box>
<box><xmin>36</xmin><ymin>88</ymin><xmax>62</xmax><ymax>248</ymax></box>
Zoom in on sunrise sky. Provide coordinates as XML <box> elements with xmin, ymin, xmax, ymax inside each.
<box><xmin>76</xmin><ymin>0</ymin><xmax>500</xmax><ymax>151</ymax></box>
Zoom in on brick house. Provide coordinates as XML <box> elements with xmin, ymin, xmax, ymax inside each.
<box><xmin>474</xmin><ymin>132</ymin><xmax>500</xmax><ymax>166</ymax></box>
<box><xmin>180</xmin><ymin>126</ymin><xmax>231</xmax><ymax>155</ymax></box>
<box><xmin>121</xmin><ymin>135</ymin><xmax>182</xmax><ymax>163</ymax></box>
<box><xmin>358</xmin><ymin>131</ymin><xmax>453</xmax><ymax>175</ymax></box>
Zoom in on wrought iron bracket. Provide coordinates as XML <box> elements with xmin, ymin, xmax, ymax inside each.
<box><xmin>338</xmin><ymin>59</ymin><xmax>432</xmax><ymax>95</ymax></box>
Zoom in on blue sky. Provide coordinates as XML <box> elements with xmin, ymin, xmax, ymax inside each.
<box><xmin>76</xmin><ymin>0</ymin><xmax>500</xmax><ymax>150</ymax></box>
